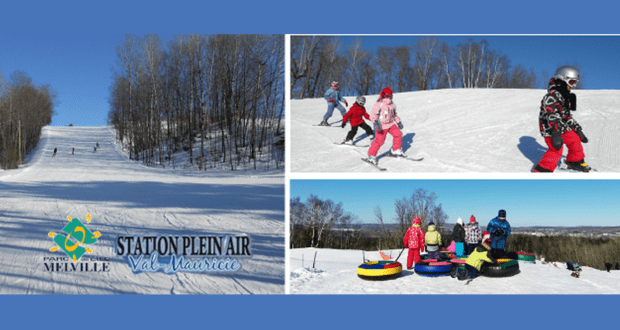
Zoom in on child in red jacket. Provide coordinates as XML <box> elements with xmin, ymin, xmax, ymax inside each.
<box><xmin>403</xmin><ymin>216</ymin><xmax>425</xmax><ymax>270</ymax></box>
<box><xmin>341</xmin><ymin>96</ymin><xmax>374</xmax><ymax>144</ymax></box>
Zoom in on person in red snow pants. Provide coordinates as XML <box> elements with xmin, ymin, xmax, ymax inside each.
<box><xmin>403</xmin><ymin>216</ymin><xmax>425</xmax><ymax>269</ymax></box>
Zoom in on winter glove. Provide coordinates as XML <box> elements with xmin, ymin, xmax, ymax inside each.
<box><xmin>574</xmin><ymin>125</ymin><xmax>588</xmax><ymax>143</ymax></box>
<box><xmin>341</xmin><ymin>122</ymin><xmax>346</xmax><ymax>128</ymax></box>
<box><xmin>373</xmin><ymin>121</ymin><xmax>383</xmax><ymax>134</ymax></box>
<box><xmin>344</xmin><ymin>100</ymin><xmax>348</xmax><ymax>107</ymax></box>
<box><xmin>492</xmin><ymin>230</ymin><xmax>501</xmax><ymax>236</ymax></box>
<box><xmin>329</xmin><ymin>98</ymin><xmax>335</xmax><ymax>104</ymax></box>
<box><xmin>497</xmin><ymin>229</ymin><xmax>505</xmax><ymax>236</ymax></box>
<box><xmin>569</xmin><ymin>93</ymin><xmax>577</xmax><ymax>111</ymax></box>
<box><xmin>397</xmin><ymin>122</ymin><xmax>403</xmax><ymax>130</ymax></box>
<box><xmin>551</xmin><ymin>129</ymin><xmax>563</xmax><ymax>150</ymax></box>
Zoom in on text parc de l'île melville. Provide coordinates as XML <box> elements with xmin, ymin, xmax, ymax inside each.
<box><xmin>115</xmin><ymin>235</ymin><xmax>252</xmax><ymax>274</ymax></box>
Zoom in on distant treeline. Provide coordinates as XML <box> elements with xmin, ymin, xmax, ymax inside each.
<box><xmin>290</xmin><ymin>189</ymin><xmax>448</xmax><ymax>250</ymax></box>
<box><xmin>0</xmin><ymin>71</ymin><xmax>56</xmax><ymax>169</ymax></box>
<box><xmin>291</xmin><ymin>36</ymin><xmax>550</xmax><ymax>99</ymax></box>
<box><xmin>108</xmin><ymin>34</ymin><xmax>284</xmax><ymax>171</ymax></box>
<box><xmin>507</xmin><ymin>234</ymin><xmax>620</xmax><ymax>271</ymax></box>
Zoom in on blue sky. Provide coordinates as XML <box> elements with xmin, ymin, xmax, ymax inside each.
<box><xmin>0</xmin><ymin>34</ymin><xmax>171</xmax><ymax>127</ymax></box>
<box><xmin>291</xmin><ymin>179</ymin><xmax>620</xmax><ymax>227</ymax></box>
<box><xmin>336</xmin><ymin>35</ymin><xmax>620</xmax><ymax>89</ymax></box>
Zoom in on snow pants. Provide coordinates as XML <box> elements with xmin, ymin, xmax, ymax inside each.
<box><xmin>535</xmin><ymin>130</ymin><xmax>585</xmax><ymax>172</ymax></box>
<box><xmin>323</xmin><ymin>102</ymin><xmax>347</xmax><ymax>120</ymax></box>
<box><xmin>406</xmin><ymin>248</ymin><xmax>421</xmax><ymax>269</ymax></box>
<box><xmin>345</xmin><ymin>122</ymin><xmax>374</xmax><ymax>141</ymax></box>
<box><xmin>466</xmin><ymin>243</ymin><xmax>478</xmax><ymax>255</ymax></box>
<box><xmin>368</xmin><ymin>124</ymin><xmax>402</xmax><ymax>157</ymax></box>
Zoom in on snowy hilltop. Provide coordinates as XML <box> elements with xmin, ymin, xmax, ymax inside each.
<box><xmin>0</xmin><ymin>126</ymin><xmax>284</xmax><ymax>294</ymax></box>
<box><xmin>291</xmin><ymin>89</ymin><xmax>620</xmax><ymax>172</ymax></box>
<box><xmin>290</xmin><ymin>248</ymin><xmax>620</xmax><ymax>294</ymax></box>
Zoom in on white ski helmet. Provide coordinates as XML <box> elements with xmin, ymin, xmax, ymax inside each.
<box><xmin>356</xmin><ymin>95</ymin><xmax>366</xmax><ymax>105</ymax></box>
<box><xmin>554</xmin><ymin>66</ymin><xmax>580</xmax><ymax>88</ymax></box>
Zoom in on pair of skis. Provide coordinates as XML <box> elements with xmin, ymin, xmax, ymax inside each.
<box><xmin>361</xmin><ymin>154</ymin><xmax>424</xmax><ymax>171</ymax></box>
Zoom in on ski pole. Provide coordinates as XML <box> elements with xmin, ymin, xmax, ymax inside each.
<box><xmin>394</xmin><ymin>247</ymin><xmax>406</xmax><ymax>262</ymax></box>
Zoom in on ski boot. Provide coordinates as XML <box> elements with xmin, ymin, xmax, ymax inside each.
<box><xmin>369</xmin><ymin>134</ymin><xmax>375</xmax><ymax>141</ymax></box>
<box><xmin>318</xmin><ymin>119</ymin><xmax>330</xmax><ymax>126</ymax></box>
<box><xmin>366</xmin><ymin>156</ymin><xmax>378</xmax><ymax>165</ymax></box>
<box><xmin>390</xmin><ymin>148</ymin><xmax>406</xmax><ymax>157</ymax></box>
<box><xmin>565</xmin><ymin>159</ymin><xmax>591</xmax><ymax>172</ymax></box>
<box><xmin>344</xmin><ymin>139</ymin><xmax>353</xmax><ymax>145</ymax></box>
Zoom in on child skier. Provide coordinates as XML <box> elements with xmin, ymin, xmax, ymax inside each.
<box><xmin>403</xmin><ymin>216</ymin><xmax>425</xmax><ymax>270</ymax></box>
<box><xmin>465</xmin><ymin>215</ymin><xmax>482</xmax><ymax>255</ymax></box>
<box><xmin>366</xmin><ymin>87</ymin><xmax>405</xmax><ymax>165</ymax></box>
<box><xmin>319</xmin><ymin>81</ymin><xmax>348</xmax><ymax>126</ymax></box>
<box><xmin>452</xmin><ymin>217</ymin><xmax>466</xmax><ymax>256</ymax></box>
<box><xmin>487</xmin><ymin>209</ymin><xmax>511</xmax><ymax>259</ymax></box>
<box><xmin>425</xmin><ymin>222</ymin><xmax>442</xmax><ymax>260</ymax></box>
<box><xmin>458</xmin><ymin>231</ymin><xmax>496</xmax><ymax>281</ymax></box>
<box><xmin>340</xmin><ymin>96</ymin><xmax>374</xmax><ymax>144</ymax></box>
<box><xmin>534</xmin><ymin>66</ymin><xmax>591</xmax><ymax>172</ymax></box>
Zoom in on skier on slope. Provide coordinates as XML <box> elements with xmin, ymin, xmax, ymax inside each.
<box><xmin>452</xmin><ymin>217</ymin><xmax>466</xmax><ymax>256</ymax></box>
<box><xmin>464</xmin><ymin>215</ymin><xmax>482</xmax><ymax>255</ymax></box>
<box><xmin>458</xmin><ymin>231</ymin><xmax>496</xmax><ymax>281</ymax></box>
<box><xmin>365</xmin><ymin>87</ymin><xmax>405</xmax><ymax>165</ymax></box>
<box><xmin>319</xmin><ymin>81</ymin><xmax>348</xmax><ymax>126</ymax></box>
<box><xmin>341</xmin><ymin>96</ymin><xmax>374</xmax><ymax>144</ymax></box>
<box><xmin>403</xmin><ymin>216</ymin><xmax>425</xmax><ymax>270</ymax></box>
<box><xmin>534</xmin><ymin>66</ymin><xmax>591</xmax><ymax>172</ymax></box>
<box><xmin>487</xmin><ymin>209</ymin><xmax>511</xmax><ymax>259</ymax></box>
<box><xmin>53</xmin><ymin>148</ymin><xmax>57</xmax><ymax>157</ymax></box>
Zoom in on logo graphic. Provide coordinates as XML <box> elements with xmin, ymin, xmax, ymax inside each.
<box><xmin>48</xmin><ymin>213</ymin><xmax>101</xmax><ymax>262</ymax></box>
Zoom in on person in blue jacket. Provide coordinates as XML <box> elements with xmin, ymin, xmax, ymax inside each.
<box><xmin>319</xmin><ymin>81</ymin><xmax>348</xmax><ymax>126</ymax></box>
<box><xmin>487</xmin><ymin>209</ymin><xmax>511</xmax><ymax>259</ymax></box>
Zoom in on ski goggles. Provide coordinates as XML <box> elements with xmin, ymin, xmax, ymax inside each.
<box><xmin>568</xmin><ymin>79</ymin><xmax>578</xmax><ymax>88</ymax></box>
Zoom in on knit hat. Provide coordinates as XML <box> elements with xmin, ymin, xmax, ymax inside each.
<box><xmin>456</xmin><ymin>217</ymin><xmax>463</xmax><ymax>225</ymax></box>
<box><xmin>331</xmin><ymin>81</ymin><xmax>339</xmax><ymax>89</ymax></box>
<box><xmin>380</xmin><ymin>87</ymin><xmax>393</xmax><ymax>98</ymax></box>
<box><xmin>412</xmin><ymin>216</ymin><xmax>421</xmax><ymax>225</ymax></box>
<box><xmin>481</xmin><ymin>231</ymin><xmax>491</xmax><ymax>248</ymax></box>
<box><xmin>498</xmin><ymin>209</ymin><xmax>506</xmax><ymax>218</ymax></box>
<box><xmin>470</xmin><ymin>215</ymin><xmax>476</xmax><ymax>223</ymax></box>
<box><xmin>428</xmin><ymin>222</ymin><xmax>435</xmax><ymax>227</ymax></box>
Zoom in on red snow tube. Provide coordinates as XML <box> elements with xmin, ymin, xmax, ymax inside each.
<box><xmin>357</xmin><ymin>261</ymin><xmax>402</xmax><ymax>281</ymax></box>
<box><xmin>414</xmin><ymin>260</ymin><xmax>451</xmax><ymax>277</ymax></box>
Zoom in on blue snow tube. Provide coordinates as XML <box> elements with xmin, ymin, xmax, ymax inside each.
<box><xmin>414</xmin><ymin>261</ymin><xmax>451</xmax><ymax>277</ymax></box>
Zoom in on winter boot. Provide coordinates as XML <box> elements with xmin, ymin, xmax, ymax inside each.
<box><xmin>390</xmin><ymin>148</ymin><xmax>406</xmax><ymax>157</ymax></box>
<box><xmin>366</xmin><ymin>156</ymin><xmax>378</xmax><ymax>165</ymax></box>
<box><xmin>369</xmin><ymin>134</ymin><xmax>375</xmax><ymax>141</ymax></box>
<box><xmin>565</xmin><ymin>159</ymin><xmax>591</xmax><ymax>172</ymax></box>
<box><xmin>318</xmin><ymin>119</ymin><xmax>330</xmax><ymax>126</ymax></box>
<box><xmin>344</xmin><ymin>139</ymin><xmax>353</xmax><ymax>145</ymax></box>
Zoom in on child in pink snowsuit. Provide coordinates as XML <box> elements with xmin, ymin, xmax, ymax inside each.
<box><xmin>366</xmin><ymin>87</ymin><xmax>404</xmax><ymax>165</ymax></box>
<box><xmin>403</xmin><ymin>216</ymin><xmax>425</xmax><ymax>270</ymax></box>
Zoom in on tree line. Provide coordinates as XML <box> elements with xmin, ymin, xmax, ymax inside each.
<box><xmin>507</xmin><ymin>234</ymin><xmax>620</xmax><ymax>271</ymax></box>
<box><xmin>108</xmin><ymin>34</ymin><xmax>284</xmax><ymax>171</ymax></box>
<box><xmin>0</xmin><ymin>71</ymin><xmax>56</xmax><ymax>169</ymax></box>
<box><xmin>291</xmin><ymin>36</ymin><xmax>541</xmax><ymax>99</ymax></box>
<box><xmin>290</xmin><ymin>189</ymin><xmax>448</xmax><ymax>250</ymax></box>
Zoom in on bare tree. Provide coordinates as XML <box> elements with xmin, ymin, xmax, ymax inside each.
<box><xmin>412</xmin><ymin>36</ymin><xmax>439</xmax><ymax>91</ymax></box>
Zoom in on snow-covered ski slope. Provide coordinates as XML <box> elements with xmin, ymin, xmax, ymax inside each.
<box><xmin>290</xmin><ymin>248</ymin><xmax>620</xmax><ymax>294</ymax></box>
<box><xmin>291</xmin><ymin>89</ymin><xmax>620</xmax><ymax>172</ymax></box>
<box><xmin>0</xmin><ymin>126</ymin><xmax>284</xmax><ymax>294</ymax></box>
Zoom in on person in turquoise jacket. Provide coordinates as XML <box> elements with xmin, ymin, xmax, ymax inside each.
<box><xmin>458</xmin><ymin>231</ymin><xmax>496</xmax><ymax>281</ymax></box>
<box><xmin>319</xmin><ymin>81</ymin><xmax>348</xmax><ymax>126</ymax></box>
<box><xmin>487</xmin><ymin>209</ymin><xmax>511</xmax><ymax>259</ymax></box>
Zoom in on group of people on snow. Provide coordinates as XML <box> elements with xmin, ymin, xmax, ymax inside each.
<box><xmin>320</xmin><ymin>81</ymin><xmax>405</xmax><ymax>165</ymax></box>
<box><xmin>320</xmin><ymin>65</ymin><xmax>592</xmax><ymax>172</ymax></box>
<box><xmin>402</xmin><ymin>209</ymin><xmax>511</xmax><ymax>281</ymax></box>
<box><xmin>52</xmin><ymin>143</ymin><xmax>99</xmax><ymax>157</ymax></box>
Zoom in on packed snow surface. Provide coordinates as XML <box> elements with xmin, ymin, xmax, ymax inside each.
<box><xmin>290</xmin><ymin>248</ymin><xmax>620</xmax><ymax>294</ymax></box>
<box><xmin>291</xmin><ymin>89</ymin><xmax>620</xmax><ymax>172</ymax></box>
<box><xmin>0</xmin><ymin>126</ymin><xmax>284</xmax><ymax>294</ymax></box>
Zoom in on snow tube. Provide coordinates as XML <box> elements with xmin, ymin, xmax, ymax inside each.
<box><xmin>480</xmin><ymin>259</ymin><xmax>519</xmax><ymax>278</ymax></box>
<box><xmin>517</xmin><ymin>252</ymin><xmax>536</xmax><ymax>262</ymax></box>
<box><xmin>357</xmin><ymin>261</ymin><xmax>402</xmax><ymax>281</ymax></box>
<box><xmin>415</xmin><ymin>260</ymin><xmax>451</xmax><ymax>277</ymax></box>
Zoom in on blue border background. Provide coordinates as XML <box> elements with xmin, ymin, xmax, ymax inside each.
<box><xmin>1</xmin><ymin>0</ymin><xmax>619</xmax><ymax>328</ymax></box>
